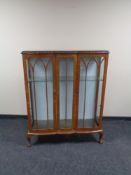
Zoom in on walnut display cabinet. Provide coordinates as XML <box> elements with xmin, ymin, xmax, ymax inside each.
<box><xmin>22</xmin><ymin>51</ymin><xmax>109</xmax><ymax>146</ymax></box>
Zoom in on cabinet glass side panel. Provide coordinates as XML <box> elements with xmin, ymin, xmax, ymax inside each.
<box><xmin>96</xmin><ymin>58</ymin><xmax>105</xmax><ymax>124</ymax></box>
<box><xmin>27</xmin><ymin>58</ymin><xmax>54</xmax><ymax>129</ymax></box>
<box><xmin>59</xmin><ymin>58</ymin><xmax>74</xmax><ymax>129</ymax></box>
<box><xmin>78</xmin><ymin>56</ymin><xmax>104</xmax><ymax>128</ymax></box>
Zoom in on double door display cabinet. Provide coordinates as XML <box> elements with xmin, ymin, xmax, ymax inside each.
<box><xmin>22</xmin><ymin>51</ymin><xmax>109</xmax><ymax>145</ymax></box>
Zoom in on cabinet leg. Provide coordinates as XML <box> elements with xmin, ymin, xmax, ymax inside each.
<box><xmin>27</xmin><ymin>135</ymin><xmax>32</xmax><ymax>147</ymax></box>
<box><xmin>99</xmin><ymin>132</ymin><xmax>104</xmax><ymax>144</ymax></box>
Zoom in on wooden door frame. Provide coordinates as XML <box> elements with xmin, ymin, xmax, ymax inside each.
<box><xmin>22</xmin><ymin>53</ymin><xmax>57</xmax><ymax>133</ymax></box>
<box><xmin>55</xmin><ymin>54</ymin><xmax>78</xmax><ymax>131</ymax></box>
<box><xmin>75</xmin><ymin>53</ymin><xmax>109</xmax><ymax>131</ymax></box>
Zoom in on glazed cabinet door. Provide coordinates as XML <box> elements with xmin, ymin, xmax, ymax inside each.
<box><xmin>56</xmin><ymin>54</ymin><xmax>77</xmax><ymax>130</ymax></box>
<box><xmin>23</xmin><ymin>54</ymin><xmax>56</xmax><ymax>131</ymax></box>
<box><xmin>77</xmin><ymin>54</ymin><xmax>108</xmax><ymax>129</ymax></box>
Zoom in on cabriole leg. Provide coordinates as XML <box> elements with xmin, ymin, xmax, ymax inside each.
<box><xmin>27</xmin><ymin>134</ymin><xmax>32</xmax><ymax>147</ymax></box>
<box><xmin>99</xmin><ymin>132</ymin><xmax>104</xmax><ymax>144</ymax></box>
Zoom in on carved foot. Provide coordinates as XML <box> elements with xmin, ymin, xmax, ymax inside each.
<box><xmin>99</xmin><ymin>132</ymin><xmax>104</xmax><ymax>144</ymax></box>
<box><xmin>27</xmin><ymin>135</ymin><xmax>32</xmax><ymax>147</ymax></box>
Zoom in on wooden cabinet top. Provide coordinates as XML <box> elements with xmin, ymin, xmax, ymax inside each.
<box><xmin>21</xmin><ymin>50</ymin><xmax>109</xmax><ymax>55</ymax></box>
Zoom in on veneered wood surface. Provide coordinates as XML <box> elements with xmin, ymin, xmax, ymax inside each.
<box><xmin>22</xmin><ymin>51</ymin><xmax>109</xmax><ymax>140</ymax></box>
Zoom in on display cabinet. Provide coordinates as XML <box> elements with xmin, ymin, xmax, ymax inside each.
<box><xmin>22</xmin><ymin>51</ymin><xmax>109</xmax><ymax>146</ymax></box>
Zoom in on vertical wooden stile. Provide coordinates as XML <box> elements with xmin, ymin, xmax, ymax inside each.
<box><xmin>74</xmin><ymin>54</ymin><xmax>80</xmax><ymax>129</ymax></box>
<box><xmin>22</xmin><ymin>55</ymin><xmax>32</xmax><ymax>131</ymax></box>
<box><xmin>72</xmin><ymin>54</ymin><xmax>78</xmax><ymax>129</ymax></box>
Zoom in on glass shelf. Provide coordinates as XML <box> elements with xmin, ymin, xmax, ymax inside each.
<box><xmin>28</xmin><ymin>76</ymin><xmax>103</xmax><ymax>82</ymax></box>
<box><xmin>32</xmin><ymin>118</ymin><xmax>99</xmax><ymax>129</ymax></box>
<box><xmin>32</xmin><ymin>120</ymin><xmax>54</xmax><ymax>129</ymax></box>
<box><xmin>78</xmin><ymin>119</ymin><xmax>98</xmax><ymax>128</ymax></box>
<box><xmin>32</xmin><ymin>119</ymin><xmax>72</xmax><ymax>129</ymax></box>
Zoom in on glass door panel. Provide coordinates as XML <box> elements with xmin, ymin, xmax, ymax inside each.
<box><xmin>59</xmin><ymin>57</ymin><xmax>75</xmax><ymax>129</ymax></box>
<box><xmin>78</xmin><ymin>56</ymin><xmax>105</xmax><ymax>128</ymax></box>
<box><xmin>27</xmin><ymin>57</ymin><xmax>54</xmax><ymax>129</ymax></box>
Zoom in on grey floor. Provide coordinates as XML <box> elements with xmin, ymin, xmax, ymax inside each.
<box><xmin>0</xmin><ymin>117</ymin><xmax>131</xmax><ymax>175</ymax></box>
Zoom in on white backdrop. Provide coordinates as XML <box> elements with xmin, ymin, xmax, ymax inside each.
<box><xmin>0</xmin><ymin>0</ymin><xmax>131</xmax><ymax>116</ymax></box>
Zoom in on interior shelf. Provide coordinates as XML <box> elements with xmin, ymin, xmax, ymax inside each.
<box><xmin>32</xmin><ymin>120</ymin><xmax>54</xmax><ymax>129</ymax></box>
<box><xmin>28</xmin><ymin>76</ymin><xmax>103</xmax><ymax>82</ymax></box>
<box><xmin>32</xmin><ymin>119</ymin><xmax>99</xmax><ymax>129</ymax></box>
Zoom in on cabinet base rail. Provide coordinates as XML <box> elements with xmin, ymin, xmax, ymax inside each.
<box><xmin>27</xmin><ymin>130</ymin><xmax>104</xmax><ymax>146</ymax></box>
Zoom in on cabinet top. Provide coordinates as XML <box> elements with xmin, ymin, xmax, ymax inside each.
<box><xmin>21</xmin><ymin>50</ymin><xmax>109</xmax><ymax>54</ymax></box>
